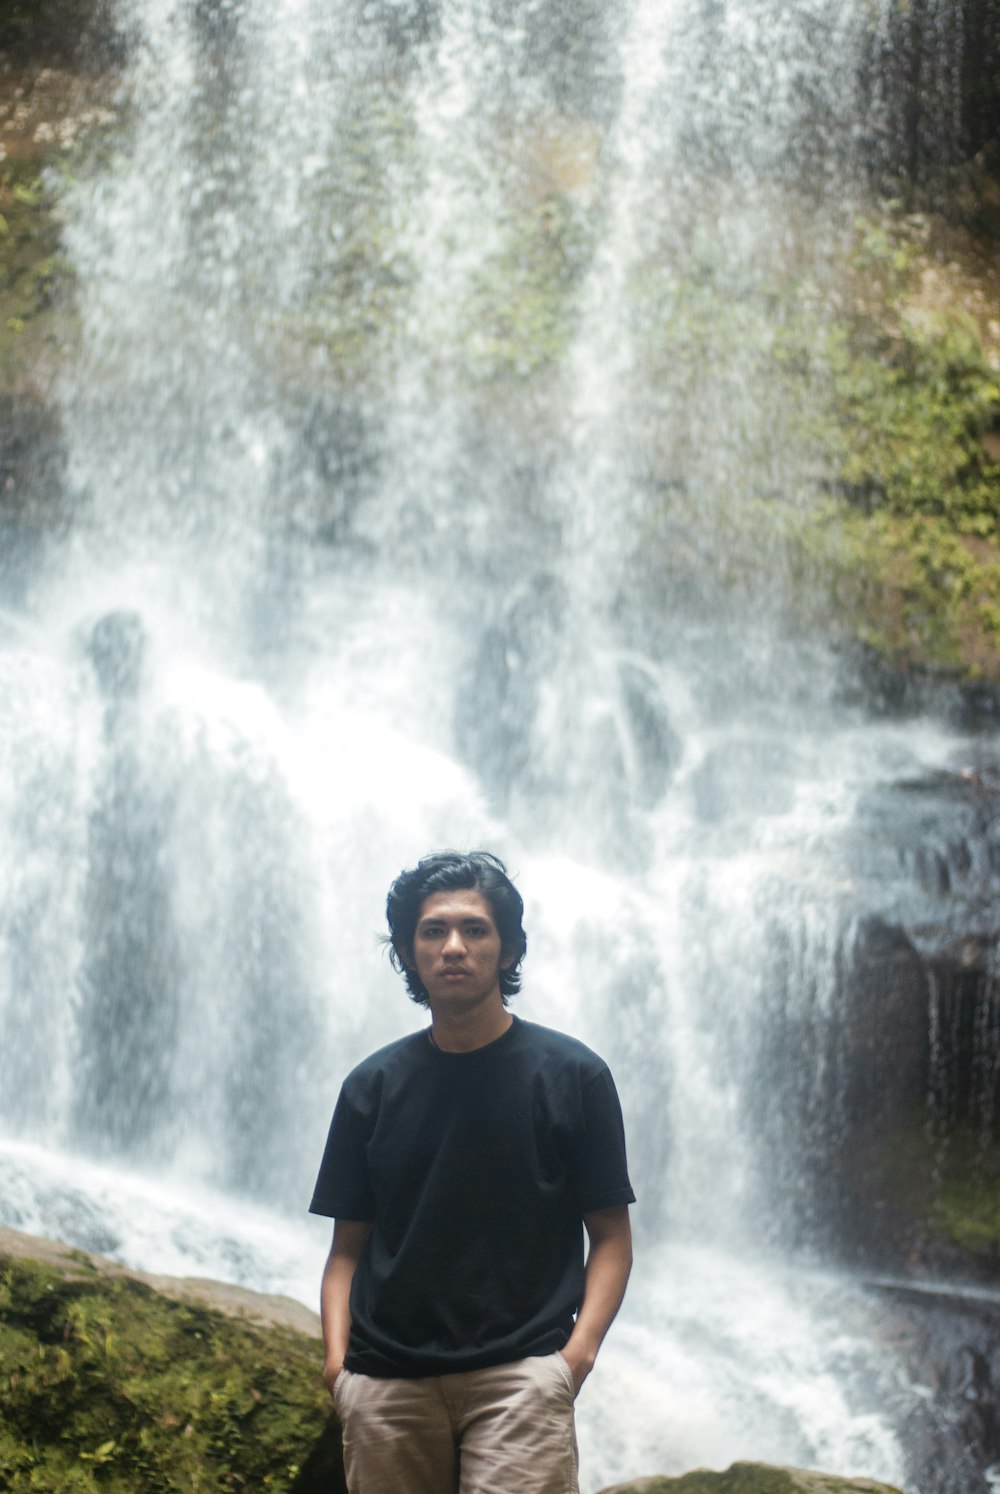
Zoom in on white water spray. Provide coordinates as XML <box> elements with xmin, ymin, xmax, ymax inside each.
<box><xmin>1</xmin><ymin>0</ymin><xmax>992</xmax><ymax>1488</ymax></box>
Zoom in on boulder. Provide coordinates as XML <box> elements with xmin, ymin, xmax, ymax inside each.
<box><xmin>599</xmin><ymin>1465</ymin><xmax>905</xmax><ymax>1494</ymax></box>
<box><xmin>0</xmin><ymin>1226</ymin><xmax>343</xmax><ymax>1493</ymax></box>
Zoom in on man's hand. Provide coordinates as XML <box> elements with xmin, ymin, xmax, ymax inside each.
<box><xmin>322</xmin><ymin>1358</ymin><xmax>344</xmax><ymax>1398</ymax></box>
<box><xmin>558</xmin><ymin>1206</ymin><xmax>632</xmax><ymax>1398</ymax></box>
<box><xmin>557</xmin><ymin>1343</ymin><xmax>596</xmax><ymax>1398</ymax></box>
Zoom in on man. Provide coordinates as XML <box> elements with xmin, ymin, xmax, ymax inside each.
<box><xmin>310</xmin><ymin>850</ymin><xmax>634</xmax><ymax>1494</ymax></box>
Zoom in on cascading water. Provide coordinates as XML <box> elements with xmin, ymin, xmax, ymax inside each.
<box><xmin>1</xmin><ymin>0</ymin><xmax>997</xmax><ymax>1489</ymax></box>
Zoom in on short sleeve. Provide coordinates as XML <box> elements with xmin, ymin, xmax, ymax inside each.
<box><xmin>309</xmin><ymin>1084</ymin><xmax>376</xmax><ymax>1220</ymax></box>
<box><xmin>571</xmin><ymin>1065</ymin><xmax>636</xmax><ymax>1212</ymax></box>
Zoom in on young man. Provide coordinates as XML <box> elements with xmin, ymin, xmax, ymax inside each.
<box><xmin>310</xmin><ymin>851</ymin><xmax>634</xmax><ymax>1494</ymax></box>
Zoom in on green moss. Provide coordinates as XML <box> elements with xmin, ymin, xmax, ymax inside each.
<box><xmin>824</xmin><ymin>313</ymin><xmax>999</xmax><ymax>527</ymax></box>
<box><xmin>459</xmin><ymin>191</ymin><xmax>594</xmax><ymax>381</ymax></box>
<box><xmin>0</xmin><ymin>152</ymin><xmax>77</xmax><ymax>392</ymax></box>
<box><xmin>256</xmin><ymin>91</ymin><xmax>420</xmax><ymax>393</ymax></box>
<box><xmin>0</xmin><ymin>1253</ymin><xmax>337</xmax><ymax>1492</ymax></box>
<box><xmin>841</xmin><ymin>1105</ymin><xmax>1000</xmax><ymax>1266</ymax></box>
<box><xmin>928</xmin><ymin>1137</ymin><xmax>1000</xmax><ymax>1257</ymax></box>
<box><xmin>933</xmin><ymin>1176</ymin><xmax>1000</xmax><ymax>1253</ymax></box>
<box><xmin>274</xmin><ymin>111</ymin><xmax>596</xmax><ymax>392</ymax></box>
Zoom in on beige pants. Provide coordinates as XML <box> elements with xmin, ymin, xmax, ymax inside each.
<box><xmin>332</xmin><ymin>1352</ymin><xmax>580</xmax><ymax>1494</ymax></box>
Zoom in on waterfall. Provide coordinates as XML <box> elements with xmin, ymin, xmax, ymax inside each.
<box><xmin>0</xmin><ymin>0</ymin><xmax>995</xmax><ymax>1488</ymax></box>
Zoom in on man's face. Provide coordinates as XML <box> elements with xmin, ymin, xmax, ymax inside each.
<box><xmin>408</xmin><ymin>887</ymin><xmax>510</xmax><ymax>1013</ymax></box>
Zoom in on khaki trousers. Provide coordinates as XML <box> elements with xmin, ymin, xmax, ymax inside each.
<box><xmin>332</xmin><ymin>1351</ymin><xmax>580</xmax><ymax>1494</ymax></box>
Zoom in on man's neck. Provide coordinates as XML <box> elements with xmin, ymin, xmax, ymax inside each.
<box><xmin>428</xmin><ymin>996</ymin><xmax>513</xmax><ymax>1053</ymax></box>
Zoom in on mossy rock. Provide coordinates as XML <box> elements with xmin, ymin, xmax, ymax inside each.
<box><xmin>0</xmin><ymin>1232</ymin><xmax>343</xmax><ymax>1492</ymax></box>
<box><xmin>599</xmin><ymin>1463</ymin><xmax>906</xmax><ymax>1494</ymax></box>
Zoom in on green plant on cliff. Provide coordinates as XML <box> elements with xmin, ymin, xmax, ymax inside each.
<box><xmin>0</xmin><ymin>152</ymin><xmax>75</xmax><ymax>390</ymax></box>
<box><xmin>460</xmin><ymin>189</ymin><xmax>593</xmax><ymax>381</ymax></box>
<box><xmin>0</xmin><ymin>1254</ymin><xmax>335</xmax><ymax>1492</ymax></box>
<box><xmin>633</xmin><ymin>207</ymin><xmax>1000</xmax><ymax>681</ymax></box>
<box><xmin>271</xmin><ymin>89</ymin><xmax>420</xmax><ymax>389</ymax></box>
<box><xmin>800</xmin><ymin>217</ymin><xmax>1000</xmax><ymax>677</ymax></box>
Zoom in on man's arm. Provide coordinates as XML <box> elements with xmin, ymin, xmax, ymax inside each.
<box><xmin>559</xmin><ymin>1205</ymin><xmax>633</xmax><ymax>1397</ymax></box>
<box><xmin>320</xmin><ymin>1217</ymin><xmax>373</xmax><ymax>1396</ymax></box>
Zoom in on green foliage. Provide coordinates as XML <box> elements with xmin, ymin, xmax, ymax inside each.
<box><xmin>461</xmin><ymin>191</ymin><xmax>593</xmax><ymax>380</ymax></box>
<box><xmin>629</xmin><ymin>202</ymin><xmax>1000</xmax><ymax>679</ymax></box>
<box><xmin>822</xmin><ymin>309</ymin><xmax>999</xmax><ymax>529</ymax></box>
<box><xmin>850</xmin><ymin>214</ymin><xmax>920</xmax><ymax>306</ymax></box>
<box><xmin>0</xmin><ymin>152</ymin><xmax>76</xmax><ymax>390</ymax></box>
<box><xmin>0</xmin><ymin>1254</ymin><xmax>335</xmax><ymax>1492</ymax></box>
<box><xmin>274</xmin><ymin>91</ymin><xmax>420</xmax><ymax>387</ymax></box>
<box><xmin>795</xmin><ymin>218</ymin><xmax>1000</xmax><ymax>677</ymax></box>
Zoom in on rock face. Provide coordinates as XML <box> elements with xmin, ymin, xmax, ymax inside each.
<box><xmin>829</xmin><ymin>760</ymin><xmax>1000</xmax><ymax>1277</ymax></box>
<box><xmin>739</xmin><ymin>751</ymin><xmax>1000</xmax><ymax>1282</ymax></box>
<box><xmin>866</xmin><ymin>1279</ymin><xmax>1000</xmax><ymax>1494</ymax></box>
<box><xmin>599</xmin><ymin>1465</ymin><xmax>905</xmax><ymax>1494</ymax></box>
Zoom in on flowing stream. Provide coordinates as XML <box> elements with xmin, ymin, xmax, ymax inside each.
<box><xmin>0</xmin><ymin>1</ymin><xmax>996</xmax><ymax>1488</ymax></box>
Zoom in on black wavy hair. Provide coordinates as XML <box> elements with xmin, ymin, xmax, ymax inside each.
<box><xmin>385</xmin><ymin>850</ymin><xmax>528</xmax><ymax>1007</ymax></box>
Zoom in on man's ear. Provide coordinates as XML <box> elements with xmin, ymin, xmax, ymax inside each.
<box><xmin>500</xmin><ymin>947</ymin><xmax>516</xmax><ymax>971</ymax></box>
<box><xmin>400</xmin><ymin>943</ymin><xmax>416</xmax><ymax>971</ymax></box>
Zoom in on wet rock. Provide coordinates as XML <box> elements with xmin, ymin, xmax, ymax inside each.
<box><xmin>690</xmin><ymin>738</ymin><xmax>799</xmax><ymax>822</ymax></box>
<box><xmin>807</xmin><ymin>761</ymin><xmax>1000</xmax><ymax>1274</ymax></box>
<box><xmin>869</xmin><ymin>1281</ymin><xmax>1000</xmax><ymax>1494</ymax></box>
<box><xmin>454</xmin><ymin>574</ymin><xmax>567</xmax><ymax>808</ymax></box>
<box><xmin>0</xmin><ymin>394</ymin><xmax>65</xmax><ymax>601</ymax></box>
<box><xmin>86</xmin><ymin>608</ymin><xmax>146</xmax><ymax>698</ymax></box>
<box><xmin>0</xmin><ymin>0</ymin><xmax>127</xmax><ymax>74</ymax></box>
<box><xmin>837</xmin><ymin>643</ymin><xmax>1000</xmax><ymax>732</ymax></box>
<box><xmin>620</xmin><ymin>660</ymin><xmax>681</xmax><ymax>810</ymax></box>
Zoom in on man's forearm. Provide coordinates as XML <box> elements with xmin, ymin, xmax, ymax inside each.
<box><xmin>320</xmin><ymin>1219</ymin><xmax>372</xmax><ymax>1394</ymax></box>
<box><xmin>561</xmin><ymin>1205</ymin><xmax>633</xmax><ymax>1394</ymax></box>
<box><xmin>320</xmin><ymin>1253</ymin><xmax>356</xmax><ymax>1372</ymax></box>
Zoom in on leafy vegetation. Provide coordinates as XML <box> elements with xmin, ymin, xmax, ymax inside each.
<box><xmin>799</xmin><ymin>214</ymin><xmax>1000</xmax><ymax>677</ymax></box>
<box><xmin>0</xmin><ymin>151</ymin><xmax>73</xmax><ymax>390</ymax></box>
<box><xmin>633</xmin><ymin>206</ymin><xmax>1000</xmax><ymax>681</ymax></box>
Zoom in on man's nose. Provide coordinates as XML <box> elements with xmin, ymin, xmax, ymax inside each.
<box><xmin>442</xmin><ymin>928</ymin><xmax>466</xmax><ymax>955</ymax></box>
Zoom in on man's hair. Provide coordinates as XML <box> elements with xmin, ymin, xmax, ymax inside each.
<box><xmin>385</xmin><ymin>850</ymin><xmax>528</xmax><ymax>1007</ymax></box>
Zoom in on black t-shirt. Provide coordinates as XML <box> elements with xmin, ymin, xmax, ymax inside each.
<box><xmin>309</xmin><ymin>1016</ymin><xmax>635</xmax><ymax>1377</ymax></box>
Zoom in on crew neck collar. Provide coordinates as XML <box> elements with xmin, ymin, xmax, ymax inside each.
<box><xmin>425</xmin><ymin>1013</ymin><xmax>520</xmax><ymax>1058</ymax></box>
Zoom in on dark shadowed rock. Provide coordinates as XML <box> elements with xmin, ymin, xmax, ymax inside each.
<box><xmin>867</xmin><ymin>1279</ymin><xmax>1000</xmax><ymax>1494</ymax></box>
